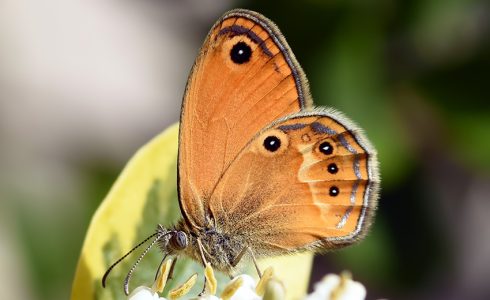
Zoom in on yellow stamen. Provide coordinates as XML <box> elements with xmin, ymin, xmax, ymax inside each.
<box><xmin>151</xmin><ymin>259</ymin><xmax>173</xmax><ymax>293</ymax></box>
<box><xmin>255</xmin><ymin>266</ymin><xmax>274</xmax><ymax>296</ymax></box>
<box><xmin>330</xmin><ymin>270</ymin><xmax>352</xmax><ymax>300</ymax></box>
<box><xmin>220</xmin><ymin>277</ymin><xmax>244</xmax><ymax>300</ymax></box>
<box><xmin>168</xmin><ymin>273</ymin><xmax>198</xmax><ymax>300</ymax></box>
<box><xmin>263</xmin><ymin>278</ymin><xmax>286</xmax><ymax>300</ymax></box>
<box><xmin>204</xmin><ymin>263</ymin><xmax>217</xmax><ymax>295</ymax></box>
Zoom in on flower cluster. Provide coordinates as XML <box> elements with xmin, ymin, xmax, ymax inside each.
<box><xmin>128</xmin><ymin>261</ymin><xmax>366</xmax><ymax>300</ymax></box>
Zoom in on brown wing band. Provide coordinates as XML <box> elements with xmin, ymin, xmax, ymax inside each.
<box><xmin>217</xmin><ymin>25</ymin><xmax>274</xmax><ymax>57</ymax></box>
<box><xmin>278</xmin><ymin>118</ymin><xmax>364</xmax><ymax>230</ymax></box>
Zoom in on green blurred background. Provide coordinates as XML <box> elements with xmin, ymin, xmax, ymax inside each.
<box><xmin>0</xmin><ymin>0</ymin><xmax>489</xmax><ymax>299</ymax></box>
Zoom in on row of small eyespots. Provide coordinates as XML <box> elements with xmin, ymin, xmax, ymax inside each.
<box><xmin>263</xmin><ymin>136</ymin><xmax>341</xmax><ymax>197</ymax></box>
<box><xmin>319</xmin><ymin>141</ymin><xmax>340</xmax><ymax>197</ymax></box>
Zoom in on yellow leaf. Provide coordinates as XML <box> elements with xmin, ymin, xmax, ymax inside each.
<box><xmin>71</xmin><ymin>123</ymin><xmax>312</xmax><ymax>299</ymax></box>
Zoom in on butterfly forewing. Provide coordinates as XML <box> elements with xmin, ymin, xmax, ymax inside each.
<box><xmin>207</xmin><ymin>110</ymin><xmax>379</xmax><ymax>253</ymax></box>
<box><xmin>179</xmin><ymin>9</ymin><xmax>312</xmax><ymax>227</ymax></box>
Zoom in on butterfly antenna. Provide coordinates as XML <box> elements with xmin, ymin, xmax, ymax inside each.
<box><xmin>102</xmin><ymin>232</ymin><xmax>159</xmax><ymax>288</ymax></box>
<box><xmin>123</xmin><ymin>232</ymin><xmax>171</xmax><ymax>295</ymax></box>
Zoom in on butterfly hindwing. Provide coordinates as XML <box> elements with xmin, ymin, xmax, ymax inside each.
<box><xmin>178</xmin><ymin>9</ymin><xmax>312</xmax><ymax>228</ymax></box>
<box><xmin>207</xmin><ymin>109</ymin><xmax>380</xmax><ymax>253</ymax></box>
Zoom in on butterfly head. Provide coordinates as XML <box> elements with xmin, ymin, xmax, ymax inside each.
<box><xmin>167</xmin><ymin>230</ymin><xmax>189</xmax><ymax>252</ymax></box>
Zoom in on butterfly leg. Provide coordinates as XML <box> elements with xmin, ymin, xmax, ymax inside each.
<box><xmin>248</xmin><ymin>247</ymin><xmax>263</xmax><ymax>278</ymax></box>
<box><xmin>231</xmin><ymin>246</ymin><xmax>262</xmax><ymax>277</ymax></box>
<box><xmin>226</xmin><ymin>247</ymin><xmax>248</xmax><ymax>279</ymax></box>
<box><xmin>153</xmin><ymin>254</ymin><xmax>168</xmax><ymax>281</ymax></box>
<box><xmin>196</xmin><ymin>239</ymin><xmax>208</xmax><ymax>295</ymax></box>
<box><xmin>168</xmin><ymin>257</ymin><xmax>178</xmax><ymax>280</ymax></box>
<box><xmin>153</xmin><ymin>255</ymin><xmax>178</xmax><ymax>282</ymax></box>
<box><xmin>196</xmin><ymin>238</ymin><xmax>209</xmax><ymax>265</ymax></box>
<box><xmin>230</xmin><ymin>247</ymin><xmax>247</xmax><ymax>268</ymax></box>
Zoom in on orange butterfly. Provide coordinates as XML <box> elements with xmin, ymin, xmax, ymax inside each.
<box><xmin>103</xmin><ymin>9</ymin><xmax>380</xmax><ymax>295</ymax></box>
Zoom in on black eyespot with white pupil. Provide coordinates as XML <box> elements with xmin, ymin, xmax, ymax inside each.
<box><xmin>329</xmin><ymin>186</ymin><xmax>339</xmax><ymax>197</ymax></box>
<box><xmin>230</xmin><ymin>41</ymin><xmax>252</xmax><ymax>64</ymax></box>
<box><xmin>319</xmin><ymin>142</ymin><xmax>333</xmax><ymax>155</ymax></box>
<box><xmin>327</xmin><ymin>163</ymin><xmax>338</xmax><ymax>174</ymax></box>
<box><xmin>263</xmin><ymin>136</ymin><xmax>281</xmax><ymax>152</ymax></box>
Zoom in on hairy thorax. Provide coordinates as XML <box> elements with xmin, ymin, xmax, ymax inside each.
<box><xmin>162</xmin><ymin>220</ymin><xmax>249</xmax><ymax>274</ymax></box>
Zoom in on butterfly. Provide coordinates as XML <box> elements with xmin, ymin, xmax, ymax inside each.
<box><xmin>102</xmin><ymin>8</ymin><xmax>380</xmax><ymax>295</ymax></box>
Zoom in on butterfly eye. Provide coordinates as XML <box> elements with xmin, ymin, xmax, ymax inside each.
<box><xmin>230</xmin><ymin>41</ymin><xmax>252</xmax><ymax>64</ymax></box>
<box><xmin>319</xmin><ymin>142</ymin><xmax>333</xmax><ymax>155</ymax></box>
<box><xmin>170</xmin><ymin>231</ymin><xmax>188</xmax><ymax>250</ymax></box>
<box><xmin>263</xmin><ymin>136</ymin><xmax>281</xmax><ymax>152</ymax></box>
<box><xmin>327</xmin><ymin>163</ymin><xmax>338</xmax><ymax>174</ymax></box>
<box><xmin>329</xmin><ymin>186</ymin><xmax>339</xmax><ymax>197</ymax></box>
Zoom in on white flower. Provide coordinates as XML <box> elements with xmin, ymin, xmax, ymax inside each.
<box><xmin>126</xmin><ymin>265</ymin><xmax>367</xmax><ymax>300</ymax></box>
<box><xmin>189</xmin><ymin>275</ymin><xmax>262</xmax><ymax>300</ymax></box>
<box><xmin>189</xmin><ymin>295</ymin><xmax>220</xmax><ymax>300</ymax></box>
<box><xmin>304</xmin><ymin>272</ymin><xmax>366</xmax><ymax>300</ymax></box>
<box><xmin>225</xmin><ymin>275</ymin><xmax>261</xmax><ymax>300</ymax></box>
<box><xmin>128</xmin><ymin>286</ymin><xmax>167</xmax><ymax>300</ymax></box>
